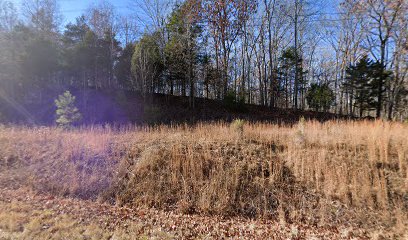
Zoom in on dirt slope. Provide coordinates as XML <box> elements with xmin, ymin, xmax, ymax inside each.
<box><xmin>0</xmin><ymin>88</ymin><xmax>351</xmax><ymax>125</ymax></box>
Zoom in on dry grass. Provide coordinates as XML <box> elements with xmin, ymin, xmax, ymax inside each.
<box><xmin>0</xmin><ymin>200</ymin><xmax>169</xmax><ymax>240</ymax></box>
<box><xmin>0</xmin><ymin>120</ymin><xmax>407</xmax><ymax>237</ymax></box>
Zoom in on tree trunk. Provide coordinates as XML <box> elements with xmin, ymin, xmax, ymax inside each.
<box><xmin>294</xmin><ymin>0</ymin><xmax>299</xmax><ymax>109</ymax></box>
<box><xmin>377</xmin><ymin>41</ymin><xmax>386</xmax><ymax>118</ymax></box>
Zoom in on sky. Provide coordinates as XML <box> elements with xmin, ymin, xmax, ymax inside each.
<box><xmin>58</xmin><ymin>0</ymin><xmax>135</xmax><ymax>24</ymax></box>
<box><xmin>6</xmin><ymin>0</ymin><xmax>339</xmax><ymax>47</ymax></box>
<box><xmin>9</xmin><ymin>0</ymin><xmax>135</xmax><ymax>25</ymax></box>
<box><xmin>8</xmin><ymin>0</ymin><xmax>340</xmax><ymax>26</ymax></box>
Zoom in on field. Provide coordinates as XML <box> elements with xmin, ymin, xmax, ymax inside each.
<box><xmin>0</xmin><ymin>120</ymin><xmax>407</xmax><ymax>239</ymax></box>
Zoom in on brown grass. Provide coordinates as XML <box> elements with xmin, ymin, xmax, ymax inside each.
<box><xmin>0</xmin><ymin>200</ymin><xmax>168</xmax><ymax>240</ymax></box>
<box><xmin>0</xmin><ymin>120</ymin><xmax>407</xmax><ymax>237</ymax></box>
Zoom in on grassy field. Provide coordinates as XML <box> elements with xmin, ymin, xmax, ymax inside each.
<box><xmin>0</xmin><ymin>120</ymin><xmax>407</xmax><ymax>239</ymax></box>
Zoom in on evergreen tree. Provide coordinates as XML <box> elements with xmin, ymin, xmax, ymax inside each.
<box><xmin>371</xmin><ymin>61</ymin><xmax>392</xmax><ymax>118</ymax></box>
<box><xmin>344</xmin><ymin>56</ymin><xmax>391</xmax><ymax>117</ymax></box>
<box><xmin>306</xmin><ymin>83</ymin><xmax>335</xmax><ymax>112</ymax></box>
<box><xmin>62</xmin><ymin>15</ymin><xmax>120</xmax><ymax>89</ymax></box>
<box><xmin>55</xmin><ymin>91</ymin><xmax>81</xmax><ymax>128</ymax></box>
<box><xmin>165</xmin><ymin>2</ymin><xmax>201</xmax><ymax>99</ymax></box>
<box><xmin>278</xmin><ymin>47</ymin><xmax>307</xmax><ymax>109</ymax></box>
<box><xmin>131</xmin><ymin>32</ymin><xmax>163</xmax><ymax>95</ymax></box>
<box><xmin>115</xmin><ymin>43</ymin><xmax>135</xmax><ymax>90</ymax></box>
<box><xmin>21</xmin><ymin>36</ymin><xmax>59</xmax><ymax>88</ymax></box>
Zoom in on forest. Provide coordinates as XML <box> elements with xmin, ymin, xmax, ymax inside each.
<box><xmin>0</xmin><ymin>0</ymin><xmax>407</xmax><ymax>122</ymax></box>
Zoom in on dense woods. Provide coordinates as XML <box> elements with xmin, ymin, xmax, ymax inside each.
<box><xmin>0</xmin><ymin>0</ymin><xmax>407</xmax><ymax>121</ymax></box>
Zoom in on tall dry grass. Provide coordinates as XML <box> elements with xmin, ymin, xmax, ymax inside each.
<box><xmin>0</xmin><ymin>120</ymin><xmax>407</xmax><ymax>235</ymax></box>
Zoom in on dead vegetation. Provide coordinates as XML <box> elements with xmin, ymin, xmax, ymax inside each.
<box><xmin>0</xmin><ymin>120</ymin><xmax>407</xmax><ymax>238</ymax></box>
<box><xmin>0</xmin><ymin>188</ymin><xmax>366</xmax><ymax>239</ymax></box>
<box><xmin>0</xmin><ymin>189</ymin><xmax>173</xmax><ymax>240</ymax></box>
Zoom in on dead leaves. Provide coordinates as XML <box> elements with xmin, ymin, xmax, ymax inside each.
<box><xmin>0</xmin><ymin>188</ymin><xmax>370</xmax><ymax>239</ymax></box>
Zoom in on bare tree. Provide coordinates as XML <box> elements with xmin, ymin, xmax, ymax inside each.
<box><xmin>203</xmin><ymin>0</ymin><xmax>256</xmax><ymax>98</ymax></box>
<box><xmin>87</xmin><ymin>1</ymin><xmax>117</xmax><ymax>38</ymax></box>
<box><xmin>0</xmin><ymin>0</ymin><xmax>18</xmax><ymax>32</ymax></box>
<box><xmin>350</xmin><ymin>0</ymin><xmax>405</xmax><ymax>118</ymax></box>
<box><xmin>118</xmin><ymin>15</ymin><xmax>139</xmax><ymax>45</ymax></box>
<box><xmin>87</xmin><ymin>1</ymin><xmax>120</xmax><ymax>88</ymax></box>
<box><xmin>22</xmin><ymin>0</ymin><xmax>62</xmax><ymax>36</ymax></box>
<box><xmin>387</xmin><ymin>2</ymin><xmax>408</xmax><ymax>119</ymax></box>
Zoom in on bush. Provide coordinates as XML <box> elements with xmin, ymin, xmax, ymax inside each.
<box><xmin>55</xmin><ymin>91</ymin><xmax>82</xmax><ymax>128</ymax></box>
<box><xmin>230</xmin><ymin>119</ymin><xmax>245</xmax><ymax>137</ymax></box>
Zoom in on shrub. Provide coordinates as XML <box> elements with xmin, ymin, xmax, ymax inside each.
<box><xmin>230</xmin><ymin>119</ymin><xmax>245</xmax><ymax>137</ymax></box>
<box><xmin>55</xmin><ymin>91</ymin><xmax>82</xmax><ymax>128</ymax></box>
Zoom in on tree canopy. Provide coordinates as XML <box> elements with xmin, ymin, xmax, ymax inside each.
<box><xmin>0</xmin><ymin>0</ymin><xmax>407</xmax><ymax>122</ymax></box>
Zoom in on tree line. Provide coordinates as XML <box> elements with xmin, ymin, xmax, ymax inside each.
<box><xmin>0</xmin><ymin>0</ymin><xmax>407</xmax><ymax>120</ymax></box>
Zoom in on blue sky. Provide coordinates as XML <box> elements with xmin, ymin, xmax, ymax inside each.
<box><xmin>7</xmin><ymin>0</ymin><xmax>339</xmax><ymax>46</ymax></box>
<box><xmin>9</xmin><ymin>0</ymin><xmax>340</xmax><ymax>26</ymax></box>
<box><xmin>10</xmin><ymin>0</ymin><xmax>134</xmax><ymax>25</ymax></box>
<box><xmin>58</xmin><ymin>0</ymin><xmax>134</xmax><ymax>24</ymax></box>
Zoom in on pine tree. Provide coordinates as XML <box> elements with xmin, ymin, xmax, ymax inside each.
<box><xmin>344</xmin><ymin>56</ymin><xmax>391</xmax><ymax>117</ymax></box>
<box><xmin>55</xmin><ymin>91</ymin><xmax>81</xmax><ymax>128</ymax></box>
<box><xmin>278</xmin><ymin>47</ymin><xmax>307</xmax><ymax>109</ymax></box>
<box><xmin>115</xmin><ymin>43</ymin><xmax>135</xmax><ymax>90</ymax></box>
<box><xmin>306</xmin><ymin>83</ymin><xmax>335</xmax><ymax>112</ymax></box>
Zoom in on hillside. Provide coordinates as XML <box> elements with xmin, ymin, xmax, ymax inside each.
<box><xmin>0</xmin><ymin>120</ymin><xmax>406</xmax><ymax>239</ymax></box>
<box><xmin>0</xmin><ymin>88</ymin><xmax>351</xmax><ymax>125</ymax></box>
